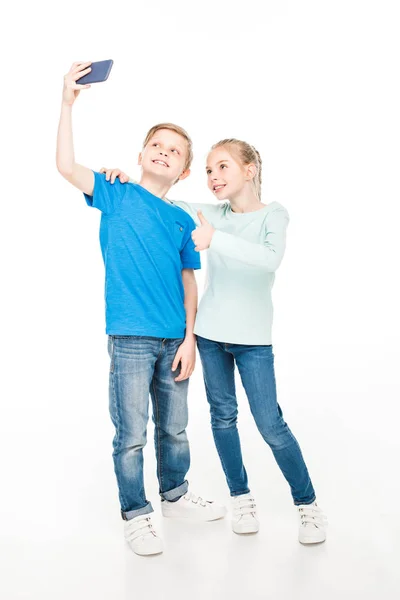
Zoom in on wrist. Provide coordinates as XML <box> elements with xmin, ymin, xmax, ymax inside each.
<box><xmin>61</xmin><ymin>99</ymin><xmax>74</xmax><ymax>110</ymax></box>
<box><xmin>184</xmin><ymin>332</ymin><xmax>196</xmax><ymax>343</ymax></box>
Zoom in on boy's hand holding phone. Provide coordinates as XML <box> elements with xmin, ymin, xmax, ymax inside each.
<box><xmin>62</xmin><ymin>62</ymin><xmax>92</xmax><ymax>106</ymax></box>
<box><xmin>62</xmin><ymin>60</ymin><xmax>114</xmax><ymax>106</ymax></box>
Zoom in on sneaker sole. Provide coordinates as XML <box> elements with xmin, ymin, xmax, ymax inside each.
<box><xmin>299</xmin><ymin>534</ymin><xmax>326</xmax><ymax>545</ymax></box>
<box><xmin>232</xmin><ymin>526</ymin><xmax>260</xmax><ymax>535</ymax></box>
<box><xmin>126</xmin><ymin>541</ymin><xmax>164</xmax><ymax>556</ymax></box>
<box><xmin>132</xmin><ymin>548</ymin><xmax>164</xmax><ymax>556</ymax></box>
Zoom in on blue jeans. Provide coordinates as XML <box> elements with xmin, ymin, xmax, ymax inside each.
<box><xmin>196</xmin><ymin>336</ymin><xmax>316</xmax><ymax>505</ymax></box>
<box><xmin>108</xmin><ymin>335</ymin><xmax>190</xmax><ymax>520</ymax></box>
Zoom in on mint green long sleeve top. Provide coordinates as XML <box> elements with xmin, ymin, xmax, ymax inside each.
<box><xmin>171</xmin><ymin>199</ymin><xmax>290</xmax><ymax>345</ymax></box>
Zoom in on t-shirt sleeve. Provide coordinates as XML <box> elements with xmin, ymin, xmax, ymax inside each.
<box><xmin>180</xmin><ymin>217</ymin><xmax>201</xmax><ymax>270</ymax></box>
<box><xmin>84</xmin><ymin>171</ymin><xmax>127</xmax><ymax>215</ymax></box>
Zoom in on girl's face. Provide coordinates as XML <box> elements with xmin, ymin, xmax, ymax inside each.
<box><xmin>206</xmin><ymin>147</ymin><xmax>249</xmax><ymax>201</ymax></box>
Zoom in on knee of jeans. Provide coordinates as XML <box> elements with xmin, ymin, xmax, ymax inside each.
<box><xmin>114</xmin><ymin>430</ymin><xmax>147</xmax><ymax>453</ymax></box>
<box><xmin>210</xmin><ymin>409</ymin><xmax>238</xmax><ymax>430</ymax></box>
<box><xmin>159</xmin><ymin>422</ymin><xmax>188</xmax><ymax>438</ymax></box>
<box><xmin>259</xmin><ymin>418</ymin><xmax>291</xmax><ymax>449</ymax></box>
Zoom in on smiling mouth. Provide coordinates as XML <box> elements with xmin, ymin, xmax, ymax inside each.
<box><xmin>152</xmin><ymin>160</ymin><xmax>169</xmax><ymax>168</ymax></box>
<box><xmin>213</xmin><ymin>184</ymin><xmax>226</xmax><ymax>192</ymax></box>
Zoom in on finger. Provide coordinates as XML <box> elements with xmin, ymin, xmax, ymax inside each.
<box><xmin>194</xmin><ymin>246</ymin><xmax>201</xmax><ymax>252</ymax></box>
<box><xmin>182</xmin><ymin>364</ymin><xmax>192</xmax><ymax>380</ymax></box>
<box><xmin>71</xmin><ymin>63</ymin><xmax>92</xmax><ymax>78</ymax></box>
<box><xmin>180</xmin><ymin>365</ymin><xmax>192</xmax><ymax>381</ymax></box>
<box><xmin>111</xmin><ymin>169</ymin><xmax>121</xmax><ymax>184</ymax></box>
<box><xmin>187</xmin><ymin>360</ymin><xmax>195</xmax><ymax>376</ymax></box>
<box><xmin>100</xmin><ymin>167</ymin><xmax>107</xmax><ymax>174</ymax></box>
<box><xmin>180</xmin><ymin>359</ymin><xmax>189</xmax><ymax>379</ymax></box>
<box><xmin>176</xmin><ymin>373</ymin><xmax>188</xmax><ymax>382</ymax></box>
<box><xmin>70</xmin><ymin>84</ymin><xmax>91</xmax><ymax>90</ymax></box>
<box><xmin>174</xmin><ymin>354</ymin><xmax>187</xmax><ymax>378</ymax></box>
<box><xmin>172</xmin><ymin>354</ymin><xmax>181</xmax><ymax>372</ymax></box>
<box><xmin>175</xmin><ymin>363</ymin><xmax>189</xmax><ymax>381</ymax></box>
<box><xmin>72</xmin><ymin>61</ymin><xmax>92</xmax><ymax>73</ymax></box>
<box><xmin>70</xmin><ymin>62</ymin><xmax>84</xmax><ymax>71</ymax></box>
<box><xmin>73</xmin><ymin>67</ymin><xmax>91</xmax><ymax>81</ymax></box>
<box><xmin>197</xmin><ymin>210</ymin><xmax>208</xmax><ymax>225</ymax></box>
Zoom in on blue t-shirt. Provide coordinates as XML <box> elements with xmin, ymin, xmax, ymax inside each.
<box><xmin>84</xmin><ymin>172</ymin><xmax>201</xmax><ymax>337</ymax></box>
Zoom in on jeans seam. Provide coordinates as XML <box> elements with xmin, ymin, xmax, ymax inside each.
<box><xmin>151</xmin><ymin>377</ymin><xmax>163</xmax><ymax>490</ymax></box>
<box><xmin>152</xmin><ymin>339</ymin><xmax>166</xmax><ymax>489</ymax></box>
<box><xmin>110</xmin><ymin>371</ymin><xmax>128</xmax><ymax>510</ymax></box>
<box><xmin>109</xmin><ymin>335</ymin><xmax>115</xmax><ymax>374</ymax></box>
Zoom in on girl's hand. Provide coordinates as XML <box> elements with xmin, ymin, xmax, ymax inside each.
<box><xmin>191</xmin><ymin>211</ymin><xmax>215</xmax><ymax>251</ymax></box>
<box><xmin>62</xmin><ymin>62</ymin><xmax>92</xmax><ymax>106</ymax></box>
<box><xmin>99</xmin><ymin>167</ymin><xmax>129</xmax><ymax>184</ymax></box>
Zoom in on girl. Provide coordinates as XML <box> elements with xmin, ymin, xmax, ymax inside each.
<box><xmin>101</xmin><ymin>139</ymin><xmax>327</xmax><ymax>544</ymax></box>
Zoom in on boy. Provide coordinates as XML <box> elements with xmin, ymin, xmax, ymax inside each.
<box><xmin>56</xmin><ymin>61</ymin><xmax>226</xmax><ymax>556</ymax></box>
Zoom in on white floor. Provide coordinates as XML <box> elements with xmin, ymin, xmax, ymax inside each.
<box><xmin>2</xmin><ymin>341</ymin><xmax>399</xmax><ymax>599</ymax></box>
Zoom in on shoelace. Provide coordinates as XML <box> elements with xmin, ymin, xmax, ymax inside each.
<box><xmin>233</xmin><ymin>497</ymin><xmax>257</xmax><ymax>518</ymax></box>
<box><xmin>183</xmin><ymin>492</ymin><xmax>210</xmax><ymax>507</ymax></box>
<box><xmin>298</xmin><ymin>504</ymin><xmax>327</xmax><ymax>529</ymax></box>
<box><xmin>125</xmin><ymin>517</ymin><xmax>157</xmax><ymax>542</ymax></box>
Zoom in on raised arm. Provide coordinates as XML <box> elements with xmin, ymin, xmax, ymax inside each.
<box><xmin>56</xmin><ymin>62</ymin><xmax>95</xmax><ymax>196</ymax></box>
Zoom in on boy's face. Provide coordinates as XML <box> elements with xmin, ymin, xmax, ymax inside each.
<box><xmin>138</xmin><ymin>129</ymin><xmax>190</xmax><ymax>185</ymax></box>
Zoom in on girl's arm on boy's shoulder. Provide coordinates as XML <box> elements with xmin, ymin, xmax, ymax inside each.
<box><xmin>210</xmin><ymin>207</ymin><xmax>289</xmax><ymax>272</ymax></box>
<box><xmin>56</xmin><ymin>62</ymin><xmax>94</xmax><ymax>196</ymax></box>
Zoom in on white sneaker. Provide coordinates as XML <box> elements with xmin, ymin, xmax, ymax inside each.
<box><xmin>161</xmin><ymin>492</ymin><xmax>227</xmax><ymax>521</ymax></box>
<box><xmin>231</xmin><ymin>493</ymin><xmax>260</xmax><ymax>534</ymax></box>
<box><xmin>297</xmin><ymin>501</ymin><xmax>327</xmax><ymax>544</ymax></box>
<box><xmin>124</xmin><ymin>515</ymin><xmax>163</xmax><ymax>556</ymax></box>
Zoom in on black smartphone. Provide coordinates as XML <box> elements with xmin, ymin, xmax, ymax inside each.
<box><xmin>76</xmin><ymin>60</ymin><xmax>113</xmax><ymax>85</ymax></box>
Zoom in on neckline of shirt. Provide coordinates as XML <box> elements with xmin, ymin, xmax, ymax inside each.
<box><xmin>226</xmin><ymin>201</ymin><xmax>279</xmax><ymax>216</ymax></box>
<box><xmin>133</xmin><ymin>182</ymin><xmax>173</xmax><ymax>205</ymax></box>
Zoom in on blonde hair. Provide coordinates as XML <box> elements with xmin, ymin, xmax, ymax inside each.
<box><xmin>143</xmin><ymin>123</ymin><xmax>193</xmax><ymax>171</ymax></box>
<box><xmin>211</xmin><ymin>139</ymin><xmax>262</xmax><ymax>199</ymax></box>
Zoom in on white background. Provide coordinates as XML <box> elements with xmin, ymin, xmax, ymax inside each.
<box><xmin>1</xmin><ymin>1</ymin><xmax>399</xmax><ymax>598</ymax></box>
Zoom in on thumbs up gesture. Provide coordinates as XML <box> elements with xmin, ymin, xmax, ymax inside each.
<box><xmin>191</xmin><ymin>211</ymin><xmax>216</xmax><ymax>251</ymax></box>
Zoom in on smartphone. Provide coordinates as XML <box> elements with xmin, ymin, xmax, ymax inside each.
<box><xmin>76</xmin><ymin>60</ymin><xmax>113</xmax><ymax>85</ymax></box>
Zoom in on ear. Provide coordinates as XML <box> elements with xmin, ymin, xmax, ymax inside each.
<box><xmin>177</xmin><ymin>168</ymin><xmax>191</xmax><ymax>182</ymax></box>
<box><xmin>138</xmin><ymin>152</ymin><xmax>142</xmax><ymax>166</ymax></box>
<box><xmin>245</xmin><ymin>163</ymin><xmax>257</xmax><ymax>181</ymax></box>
